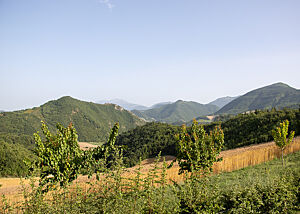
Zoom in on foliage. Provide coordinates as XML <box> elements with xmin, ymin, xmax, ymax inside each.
<box><xmin>207</xmin><ymin>108</ymin><xmax>300</xmax><ymax>150</ymax></box>
<box><xmin>174</xmin><ymin>120</ymin><xmax>224</xmax><ymax>175</ymax></box>
<box><xmin>31</xmin><ymin>121</ymin><xmax>84</xmax><ymax>192</ymax></box>
<box><xmin>0</xmin><ymin>140</ymin><xmax>35</xmax><ymax>177</ymax></box>
<box><xmin>116</xmin><ymin>108</ymin><xmax>300</xmax><ymax>165</ymax></box>
<box><xmin>84</xmin><ymin>122</ymin><xmax>122</xmax><ymax>176</ymax></box>
<box><xmin>272</xmin><ymin>120</ymin><xmax>295</xmax><ymax>165</ymax></box>
<box><xmin>29</xmin><ymin>121</ymin><xmax>122</xmax><ymax>194</ymax></box>
<box><xmin>217</xmin><ymin>82</ymin><xmax>300</xmax><ymax>115</ymax></box>
<box><xmin>6</xmin><ymin>149</ymin><xmax>300</xmax><ymax>213</ymax></box>
<box><xmin>116</xmin><ymin>122</ymin><xmax>180</xmax><ymax>166</ymax></box>
<box><xmin>132</xmin><ymin>100</ymin><xmax>219</xmax><ymax>123</ymax></box>
<box><xmin>0</xmin><ymin>96</ymin><xmax>145</xmax><ymax>143</ymax></box>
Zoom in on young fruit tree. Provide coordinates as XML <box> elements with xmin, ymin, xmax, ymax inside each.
<box><xmin>172</xmin><ymin>119</ymin><xmax>224</xmax><ymax>176</ymax></box>
<box><xmin>30</xmin><ymin>121</ymin><xmax>121</xmax><ymax>193</ymax></box>
<box><xmin>272</xmin><ymin>120</ymin><xmax>295</xmax><ymax>166</ymax></box>
<box><xmin>32</xmin><ymin>121</ymin><xmax>84</xmax><ymax>193</ymax></box>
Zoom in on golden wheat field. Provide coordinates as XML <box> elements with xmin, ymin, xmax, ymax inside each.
<box><xmin>1</xmin><ymin>136</ymin><xmax>300</xmax><ymax>204</ymax></box>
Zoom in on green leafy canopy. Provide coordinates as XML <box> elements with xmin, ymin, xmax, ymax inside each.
<box><xmin>173</xmin><ymin>120</ymin><xmax>224</xmax><ymax>175</ymax></box>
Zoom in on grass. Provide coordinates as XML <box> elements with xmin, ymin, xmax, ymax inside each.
<box><xmin>210</xmin><ymin>148</ymin><xmax>300</xmax><ymax>190</ymax></box>
<box><xmin>1</xmin><ymin>138</ymin><xmax>300</xmax><ymax>213</ymax></box>
<box><xmin>1</xmin><ymin>150</ymin><xmax>299</xmax><ymax>213</ymax></box>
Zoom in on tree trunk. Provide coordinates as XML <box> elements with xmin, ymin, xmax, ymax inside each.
<box><xmin>281</xmin><ymin>149</ymin><xmax>284</xmax><ymax>166</ymax></box>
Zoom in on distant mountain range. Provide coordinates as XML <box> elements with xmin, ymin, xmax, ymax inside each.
<box><xmin>208</xmin><ymin>96</ymin><xmax>238</xmax><ymax>108</ymax></box>
<box><xmin>1</xmin><ymin>82</ymin><xmax>299</xmax><ymax>142</ymax></box>
<box><xmin>97</xmin><ymin>82</ymin><xmax>300</xmax><ymax>123</ymax></box>
<box><xmin>0</xmin><ymin>96</ymin><xmax>145</xmax><ymax>143</ymax></box>
<box><xmin>132</xmin><ymin>100</ymin><xmax>219</xmax><ymax>123</ymax></box>
<box><xmin>97</xmin><ymin>99</ymin><xmax>173</xmax><ymax>111</ymax></box>
<box><xmin>97</xmin><ymin>99</ymin><xmax>149</xmax><ymax>111</ymax></box>
<box><xmin>217</xmin><ymin>82</ymin><xmax>300</xmax><ymax>115</ymax></box>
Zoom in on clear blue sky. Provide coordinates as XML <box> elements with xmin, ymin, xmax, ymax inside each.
<box><xmin>1</xmin><ymin>0</ymin><xmax>300</xmax><ymax>111</ymax></box>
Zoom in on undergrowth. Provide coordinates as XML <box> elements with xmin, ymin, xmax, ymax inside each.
<box><xmin>1</xmin><ymin>152</ymin><xmax>299</xmax><ymax>213</ymax></box>
<box><xmin>1</xmin><ymin>122</ymin><xmax>299</xmax><ymax>213</ymax></box>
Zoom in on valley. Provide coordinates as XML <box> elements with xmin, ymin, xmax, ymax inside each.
<box><xmin>1</xmin><ymin>82</ymin><xmax>300</xmax><ymax>213</ymax></box>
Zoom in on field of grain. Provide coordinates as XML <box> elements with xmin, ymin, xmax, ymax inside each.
<box><xmin>1</xmin><ymin>136</ymin><xmax>300</xmax><ymax>203</ymax></box>
<box><xmin>78</xmin><ymin>142</ymin><xmax>99</xmax><ymax>150</ymax></box>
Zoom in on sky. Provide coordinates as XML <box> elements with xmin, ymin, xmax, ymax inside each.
<box><xmin>1</xmin><ymin>0</ymin><xmax>300</xmax><ymax>111</ymax></box>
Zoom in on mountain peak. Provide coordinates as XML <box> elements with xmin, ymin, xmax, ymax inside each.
<box><xmin>217</xmin><ymin>82</ymin><xmax>300</xmax><ymax>115</ymax></box>
<box><xmin>269</xmin><ymin>82</ymin><xmax>291</xmax><ymax>88</ymax></box>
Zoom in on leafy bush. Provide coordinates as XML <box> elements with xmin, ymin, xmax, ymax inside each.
<box><xmin>173</xmin><ymin>120</ymin><xmax>224</xmax><ymax>175</ymax></box>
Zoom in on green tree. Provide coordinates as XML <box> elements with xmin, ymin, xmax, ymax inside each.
<box><xmin>173</xmin><ymin>119</ymin><xmax>224</xmax><ymax>175</ymax></box>
<box><xmin>32</xmin><ymin>121</ymin><xmax>83</xmax><ymax>192</ymax></box>
<box><xmin>272</xmin><ymin>120</ymin><xmax>295</xmax><ymax>166</ymax></box>
<box><xmin>31</xmin><ymin>121</ymin><xmax>122</xmax><ymax>192</ymax></box>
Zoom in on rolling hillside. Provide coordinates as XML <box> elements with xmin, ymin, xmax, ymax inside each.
<box><xmin>132</xmin><ymin>100</ymin><xmax>219</xmax><ymax>123</ymax></box>
<box><xmin>216</xmin><ymin>82</ymin><xmax>300</xmax><ymax>115</ymax></box>
<box><xmin>116</xmin><ymin>108</ymin><xmax>300</xmax><ymax>167</ymax></box>
<box><xmin>0</xmin><ymin>96</ymin><xmax>146</xmax><ymax>143</ymax></box>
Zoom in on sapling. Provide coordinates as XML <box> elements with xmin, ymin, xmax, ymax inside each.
<box><xmin>171</xmin><ymin>119</ymin><xmax>224</xmax><ymax>176</ymax></box>
<box><xmin>272</xmin><ymin>120</ymin><xmax>295</xmax><ymax>166</ymax></box>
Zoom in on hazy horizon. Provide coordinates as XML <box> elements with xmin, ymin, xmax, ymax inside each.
<box><xmin>1</xmin><ymin>0</ymin><xmax>300</xmax><ymax>111</ymax></box>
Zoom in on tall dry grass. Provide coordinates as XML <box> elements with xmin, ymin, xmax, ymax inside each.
<box><xmin>213</xmin><ymin>136</ymin><xmax>300</xmax><ymax>174</ymax></box>
<box><xmin>122</xmin><ymin>136</ymin><xmax>300</xmax><ymax>184</ymax></box>
<box><xmin>2</xmin><ymin>136</ymin><xmax>300</xmax><ymax>205</ymax></box>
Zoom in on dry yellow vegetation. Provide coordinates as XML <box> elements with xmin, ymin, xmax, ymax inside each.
<box><xmin>1</xmin><ymin>136</ymin><xmax>300</xmax><ymax>204</ymax></box>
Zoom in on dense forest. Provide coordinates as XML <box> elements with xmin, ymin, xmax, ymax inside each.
<box><xmin>116</xmin><ymin>122</ymin><xmax>180</xmax><ymax>166</ymax></box>
<box><xmin>0</xmin><ymin>133</ymin><xmax>36</xmax><ymax>177</ymax></box>
<box><xmin>117</xmin><ymin>108</ymin><xmax>300</xmax><ymax>166</ymax></box>
<box><xmin>217</xmin><ymin>82</ymin><xmax>300</xmax><ymax>114</ymax></box>
<box><xmin>1</xmin><ymin>107</ymin><xmax>300</xmax><ymax>176</ymax></box>
<box><xmin>0</xmin><ymin>96</ymin><xmax>145</xmax><ymax>143</ymax></box>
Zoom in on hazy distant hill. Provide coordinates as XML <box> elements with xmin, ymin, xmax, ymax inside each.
<box><xmin>149</xmin><ymin>102</ymin><xmax>173</xmax><ymax>109</ymax></box>
<box><xmin>0</xmin><ymin>96</ymin><xmax>146</xmax><ymax>143</ymax></box>
<box><xmin>216</xmin><ymin>82</ymin><xmax>300</xmax><ymax>115</ymax></box>
<box><xmin>97</xmin><ymin>99</ymin><xmax>172</xmax><ymax>111</ymax></box>
<box><xmin>132</xmin><ymin>100</ymin><xmax>219</xmax><ymax>123</ymax></box>
<box><xmin>209</xmin><ymin>96</ymin><xmax>238</xmax><ymax>108</ymax></box>
<box><xmin>97</xmin><ymin>99</ymin><xmax>149</xmax><ymax>111</ymax></box>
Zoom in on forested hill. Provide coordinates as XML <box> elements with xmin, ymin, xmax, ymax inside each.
<box><xmin>216</xmin><ymin>82</ymin><xmax>300</xmax><ymax>115</ymax></box>
<box><xmin>116</xmin><ymin>108</ymin><xmax>300</xmax><ymax>167</ymax></box>
<box><xmin>0</xmin><ymin>96</ymin><xmax>146</xmax><ymax>143</ymax></box>
<box><xmin>132</xmin><ymin>100</ymin><xmax>219</xmax><ymax>123</ymax></box>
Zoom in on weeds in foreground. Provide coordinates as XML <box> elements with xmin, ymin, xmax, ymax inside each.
<box><xmin>2</xmin><ymin>122</ymin><xmax>299</xmax><ymax>213</ymax></box>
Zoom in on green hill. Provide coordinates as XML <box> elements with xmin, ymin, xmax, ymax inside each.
<box><xmin>0</xmin><ymin>96</ymin><xmax>146</xmax><ymax>143</ymax></box>
<box><xmin>132</xmin><ymin>100</ymin><xmax>219</xmax><ymax>123</ymax></box>
<box><xmin>216</xmin><ymin>82</ymin><xmax>300</xmax><ymax>115</ymax></box>
<box><xmin>0</xmin><ymin>96</ymin><xmax>146</xmax><ymax>177</ymax></box>
<box><xmin>116</xmin><ymin>108</ymin><xmax>300</xmax><ymax>167</ymax></box>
